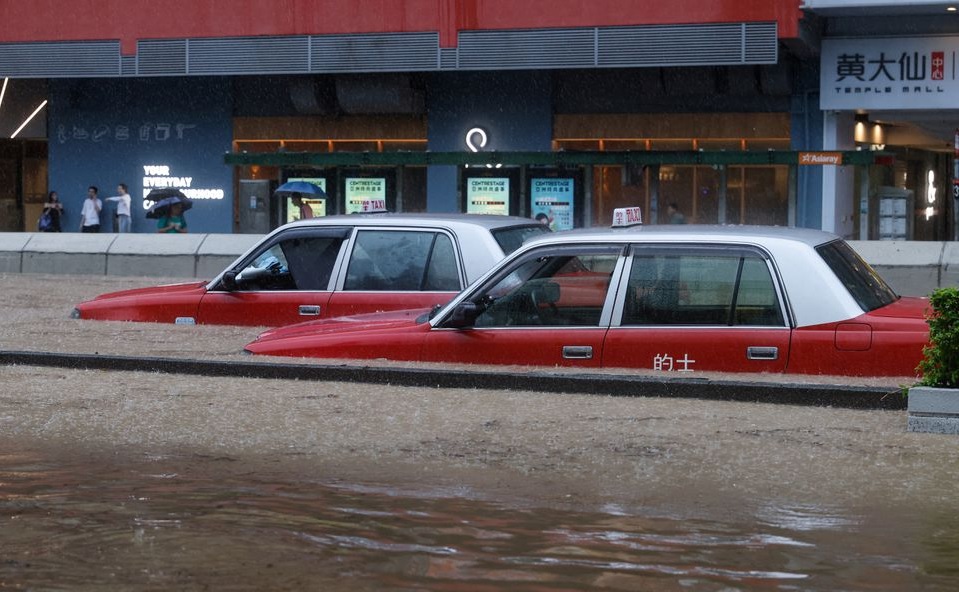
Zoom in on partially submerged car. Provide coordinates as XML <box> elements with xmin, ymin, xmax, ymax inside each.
<box><xmin>72</xmin><ymin>214</ymin><xmax>548</xmax><ymax>327</ymax></box>
<box><xmin>244</xmin><ymin>225</ymin><xmax>930</xmax><ymax>377</ymax></box>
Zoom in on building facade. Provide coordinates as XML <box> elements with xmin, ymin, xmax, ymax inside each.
<box><xmin>806</xmin><ymin>0</ymin><xmax>959</xmax><ymax>241</ymax></box>
<box><xmin>0</xmin><ymin>0</ymin><xmax>880</xmax><ymax>235</ymax></box>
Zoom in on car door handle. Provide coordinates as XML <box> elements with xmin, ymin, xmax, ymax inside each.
<box><xmin>746</xmin><ymin>346</ymin><xmax>778</xmax><ymax>360</ymax></box>
<box><xmin>562</xmin><ymin>345</ymin><xmax>593</xmax><ymax>360</ymax></box>
<box><xmin>299</xmin><ymin>305</ymin><xmax>321</xmax><ymax>316</ymax></box>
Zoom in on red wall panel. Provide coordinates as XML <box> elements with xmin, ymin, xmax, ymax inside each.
<box><xmin>0</xmin><ymin>0</ymin><xmax>801</xmax><ymax>53</ymax></box>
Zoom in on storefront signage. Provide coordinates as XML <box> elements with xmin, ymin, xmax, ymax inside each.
<box><xmin>141</xmin><ymin>164</ymin><xmax>225</xmax><ymax>208</ymax></box>
<box><xmin>285</xmin><ymin>177</ymin><xmax>327</xmax><ymax>222</ymax></box>
<box><xmin>345</xmin><ymin>177</ymin><xmax>386</xmax><ymax>214</ymax></box>
<box><xmin>821</xmin><ymin>36</ymin><xmax>959</xmax><ymax>110</ymax></box>
<box><xmin>466</xmin><ymin>178</ymin><xmax>509</xmax><ymax>216</ymax></box>
<box><xmin>530</xmin><ymin>178</ymin><xmax>574</xmax><ymax>230</ymax></box>
<box><xmin>465</xmin><ymin>126</ymin><xmax>502</xmax><ymax>169</ymax></box>
<box><xmin>798</xmin><ymin>152</ymin><xmax>843</xmax><ymax>166</ymax></box>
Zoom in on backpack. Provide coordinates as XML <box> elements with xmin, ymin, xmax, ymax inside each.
<box><xmin>37</xmin><ymin>211</ymin><xmax>53</xmax><ymax>232</ymax></box>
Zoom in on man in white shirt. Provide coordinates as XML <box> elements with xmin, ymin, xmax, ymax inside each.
<box><xmin>104</xmin><ymin>183</ymin><xmax>132</xmax><ymax>233</ymax></box>
<box><xmin>79</xmin><ymin>186</ymin><xmax>102</xmax><ymax>233</ymax></box>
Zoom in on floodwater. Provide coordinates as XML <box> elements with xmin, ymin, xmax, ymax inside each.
<box><xmin>3</xmin><ymin>448</ymin><xmax>959</xmax><ymax>591</ymax></box>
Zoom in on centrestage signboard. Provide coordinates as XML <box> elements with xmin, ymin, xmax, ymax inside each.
<box><xmin>821</xmin><ymin>36</ymin><xmax>959</xmax><ymax>110</ymax></box>
<box><xmin>466</xmin><ymin>178</ymin><xmax>509</xmax><ymax>216</ymax></box>
<box><xmin>345</xmin><ymin>178</ymin><xmax>386</xmax><ymax>214</ymax></box>
<box><xmin>530</xmin><ymin>178</ymin><xmax>574</xmax><ymax>230</ymax></box>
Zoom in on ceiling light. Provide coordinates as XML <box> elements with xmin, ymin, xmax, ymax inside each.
<box><xmin>10</xmin><ymin>100</ymin><xmax>47</xmax><ymax>139</ymax></box>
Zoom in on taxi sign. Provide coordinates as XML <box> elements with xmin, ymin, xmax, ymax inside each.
<box><xmin>612</xmin><ymin>206</ymin><xmax>643</xmax><ymax>227</ymax></box>
<box><xmin>359</xmin><ymin>199</ymin><xmax>387</xmax><ymax>213</ymax></box>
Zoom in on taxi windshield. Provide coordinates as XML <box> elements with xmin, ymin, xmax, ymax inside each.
<box><xmin>816</xmin><ymin>240</ymin><xmax>898</xmax><ymax>312</ymax></box>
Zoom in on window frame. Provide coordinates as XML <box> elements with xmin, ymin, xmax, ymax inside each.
<box><xmin>333</xmin><ymin>227</ymin><xmax>466</xmax><ymax>293</ymax></box>
<box><xmin>435</xmin><ymin>243</ymin><xmax>627</xmax><ymax>330</ymax></box>
<box><xmin>610</xmin><ymin>243</ymin><xmax>791</xmax><ymax>329</ymax></box>
<box><xmin>210</xmin><ymin>226</ymin><xmax>352</xmax><ymax>292</ymax></box>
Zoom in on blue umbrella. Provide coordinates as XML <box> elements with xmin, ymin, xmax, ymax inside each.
<box><xmin>275</xmin><ymin>181</ymin><xmax>326</xmax><ymax>196</ymax></box>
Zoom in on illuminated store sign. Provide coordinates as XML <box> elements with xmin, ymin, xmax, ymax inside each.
<box><xmin>141</xmin><ymin>164</ymin><xmax>225</xmax><ymax>208</ymax></box>
<box><xmin>345</xmin><ymin>177</ymin><xmax>386</xmax><ymax>214</ymax></box>
<box><xmin>466</xmin><ymin>177</ymin><xmax>509</xmax><ymax>216</ymax></box>
<box><xmin>465</xmin><ymin>127</ymin><xmax>502</xmax><ymax>169</ymax></box>
<box><xmin>821</xmin><ymin>36</ymin><xmax>959</xmax><ymax>110</ymax></box>
<box><xmin>530</xmin><ymin>178</ymin><xmax>574</xmax><ymax>230</ymax></box>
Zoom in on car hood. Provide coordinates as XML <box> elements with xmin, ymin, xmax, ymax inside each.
<box><xmin>868</xmin><ymin>296</ymin><xmax>929</xmax><ymax>319</ymax></box>
<box><xmin>255</xmin><ymin>307</ymin><xmax>432</xmax><ymax>341</ymax></box>
<box><xmin>86</xmin><ymin>281</ymin><xmax>209</xmax><ymax>302</ymax></box>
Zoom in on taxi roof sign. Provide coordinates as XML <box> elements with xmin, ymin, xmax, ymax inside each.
<box><xmin>612</xmin><ymin>206</ymin><xmax>643</xmax><ymax>228</ymax></box>
<box><xmin>359</xmin><ymin>199</ymin><xmax>388</xmax><ymax>213</ymax></box>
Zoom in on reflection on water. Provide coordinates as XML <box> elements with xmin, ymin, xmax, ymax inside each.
<box><xmin>2</xmin><ymin>450</ymin><xmax>959</xmax><ymax>591</ymax></box>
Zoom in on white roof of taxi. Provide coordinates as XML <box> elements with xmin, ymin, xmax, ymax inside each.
<box><xmin>436</xmin><ymin>223</ymin><xmax>866</xmax><ymax>330</ymax></box>
<box><xmin>520</xmin><ymin>224</ymin><xmax>839</xmax><ymax>248</ymax></box>
<box><xmin>284</xmin><ymin>213</ymin><xmax>542</xmax><ymax>231</ymax></box>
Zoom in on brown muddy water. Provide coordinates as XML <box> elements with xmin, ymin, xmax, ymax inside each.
<box><xmin>3</xmin><ymin>446</ymin><xmax>959</xmax><ymax>591</ymax></box>
<box><xmin>2</xmin><ymin>274</ymin><xmax>958</xmax><ymax>589</ymax></box>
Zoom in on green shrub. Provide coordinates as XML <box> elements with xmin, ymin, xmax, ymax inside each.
<box><xmin>918</xmin><ymin>287</ymin><xmax>959</xmax><ymax>387</ymax></box>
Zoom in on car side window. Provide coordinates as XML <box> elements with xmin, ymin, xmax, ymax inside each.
<box><xmin>236</xmin><ymin>235</ymin><xmax>343</xmax><ymax>291</ymax></box>
<box><xmin>344</xmin><ymin>230</ymin><xmax>460</xmax><ymax>291</ymax></box>
<box><xmin>472</xmin><ymin>250</ymin><xmax>619</xmax><ymax>327</ymax></box>
<box><xmin>423</xmin><ymin>233</ymin><xmax>460</xmax><ymax>291</ymax></box>
<box><xmin>622</xmin><ymin>251</ymin><xmax>784</xmax><ymax>326</ymax></box>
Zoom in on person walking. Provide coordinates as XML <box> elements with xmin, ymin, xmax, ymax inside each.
<box><xmin>292</xmin><ymin>193</ymin><xmax>313</xmax><ymax>220</ymax></box>
<box><xmin>79</xmin><ymin>186</ymin><xmax>102</xmax><ymax>233</ymax></box>
<box><xmin>104</xmin><ymin>183</ymin><xmax>132</xmax><ymax>233</ymax></box>
<box><xmin>667</xmin><ymin>202</ymin><xmax>687</xmax><ymax>225</ymax></box>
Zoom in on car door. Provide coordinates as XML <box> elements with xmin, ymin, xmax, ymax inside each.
<box><xmin>602</xmin><ymin>245</ymin><xmax>791</xmax><ymax>374</ymax></box>
<box><xmin>197</xmin><ymin>227</ymin><xmax>350</xmax><ymax>326</ymax></box>
<box><xmin>422</xmin><ymin>244</ymin><xmax>624</xmax><ymax>367</ymax></box>
<box><xmin>325</xmin><ymin>229</ymin><xmax>464</xmax><ymax>317</ymax></box>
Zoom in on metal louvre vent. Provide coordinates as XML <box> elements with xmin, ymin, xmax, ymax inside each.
<box><xmin>599</xmin><ymin>24</ymin><xmax>742</xmax><ymax>67</ymax></box>
<box><xmin>439</xmin><ymin>47</ymin><xmax>458</xmax><ymax>70</ymax></box>
<box><xmin>188</xmin><ymin>36</ymin><xmax>310</xmax><ymax>75</ymax></box>
<box><xmin>120</xmin><ymin>55</ymin><xmax>136</xmax><ymax>76</ymax></box>
<box><xmin>311</xmin><ymin>32</ymin><xmax>438</xmax><ymax>72</ymax></box>
<box><xmin>0</xmin><ymin>41</ymin><xmax>119</xmax><ymax>77</ymax></box>
<box><xmin>457</xmin><ymin>29</ymin><xmax>595</xmax><ymax>70</ymax></box>
<box><xmin>744</xmin><ymin>22</ymin><xmax>778</xmax><ymax>64</ymax></box>
<box><xmin>137</xmin><ymin>39</ymin><xmax>187</xmax><ymax>76</ymax></box>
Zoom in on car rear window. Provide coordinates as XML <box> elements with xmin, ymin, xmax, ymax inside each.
<box><xmin>491</xmin><ymin>224</ymin><xmax>550</xmax><ymax>255</ymax></box>
<box><xmin>815</xmin><ymin>240</ymin><xmax>898</xmax><ymax>312</ymax></box>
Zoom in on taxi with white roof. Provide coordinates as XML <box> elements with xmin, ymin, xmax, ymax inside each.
<box><xmin>72</xmin><ymin>213</ymin><xmax>548</xmax><ymax>327</ymax></box>
<box><xmin>244</xmin><ymin>209</ymin><xmax>930</xmax><ymax>377</ymax></box>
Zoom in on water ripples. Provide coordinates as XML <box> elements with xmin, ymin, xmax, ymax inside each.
<box><xmin>1</xmin><ymin>450</ymin><xmax>957</xmax><ymax>590</ymax></box>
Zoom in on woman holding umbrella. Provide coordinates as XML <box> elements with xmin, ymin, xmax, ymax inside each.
<box><xmin>157</xmin><ymin>202</ymin><xmax>188</xmax><ymax>233</ymax></box>
<box><xmin>145</xmin><ymin>188</ymin><xmax>192</xmax><ymax>234</ymax></box>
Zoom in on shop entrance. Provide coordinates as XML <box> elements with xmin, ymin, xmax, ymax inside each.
<box><xmin>226</xmin><ymin>150</ymin><xmax>885</xmax><ymax>230</ymax></box>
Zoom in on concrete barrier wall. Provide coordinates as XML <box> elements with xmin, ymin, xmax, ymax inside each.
<box><xmin>0</xmin><ymin>232</ymin><xmax>957</xmax><ymax>297</ymax></box>
<box><xmin>0</xmin><ymin>232</ymin><xmax>262</xmax><ymax>280</ymax></box>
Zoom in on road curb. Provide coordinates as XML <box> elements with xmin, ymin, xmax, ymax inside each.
<box><xmin>0</xmin><ymin>350</ymin><xmax>906</xmax><ymax>410</ymax></box>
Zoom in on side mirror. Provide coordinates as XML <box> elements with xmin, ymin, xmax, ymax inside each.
<box><xmin>221</xmin><ymin>270</ymin><xmax>238</xmax><ymax>291</ymax></box>
<box><xmin>444</xmin><ymin>301</ymin><xmax>482</xmax><ymax>329</ymax></box>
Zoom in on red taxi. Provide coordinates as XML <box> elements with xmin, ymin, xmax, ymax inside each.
<box><xmin>71</xmin><ymin>214</ymin><xmax>548</xmax><ymax>327</ymax></box>
<box><xmin>244</xmin><ymin>224</ymin><xmax>930</xmax><ymax>377</ymax></box>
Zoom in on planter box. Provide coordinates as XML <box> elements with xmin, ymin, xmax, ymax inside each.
<box><xmin>908</xmin><ymin>386</ymin><xmax>959</xmax><ymax>434</ymax></box>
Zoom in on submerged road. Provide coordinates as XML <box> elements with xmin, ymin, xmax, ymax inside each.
<box><xmin>0</xmin><ymin>272</ymin><xmax>940</xmax><ymax>507</ymax></box>
<box><xmin>2</xmin><ymin>273</ymin><xmax>957</xmax><ymax>590</ymax></box>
